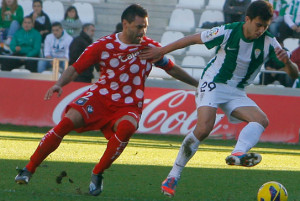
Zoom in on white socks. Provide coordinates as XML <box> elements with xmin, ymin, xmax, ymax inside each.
<box><xmin>168</xmin><ymin>132</ymin><xmax>200</xmax><ymax>179</ymax></box>
<box><xmin>232</xmin><ymin>122</ymin><xmax>265</xmax><ymax>154</ymax></box>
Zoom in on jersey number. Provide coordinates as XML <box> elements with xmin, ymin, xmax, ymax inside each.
<box><xmin>200</xmin><ymin>81</ymin><xmax>216</xmax><ymax>92</ymax></box>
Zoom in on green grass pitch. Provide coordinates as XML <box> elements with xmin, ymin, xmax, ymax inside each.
<box><xmin>1</xmin><ymin>124</ymin><xmax>300</xmax><ymax>201</ymax></box>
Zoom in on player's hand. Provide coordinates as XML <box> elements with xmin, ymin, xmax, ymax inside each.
<box><xmin>139</xmin><ymin>47</ymin><xmax>163</xmax><ymax>62</ymax></box>
<box><xmin>44</xmin><ymin>85</ymin><xmax>63</xmax><ymax>100</ymax></box>
<box><xmin>275</xmin><ymin>47</ymin><xmax>289</xmax><ymax>64</ymax></box>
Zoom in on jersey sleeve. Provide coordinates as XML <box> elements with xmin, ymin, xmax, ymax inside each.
<box><xmin>200</xmin><ymin>25</ymin><xmax>226</xmax><ymax>49</ymax></box>
<box><xmin>72</xmin><ymin>41</ymin><xmax>102</xmax><ymax>74</ymax></box>
<box><xmin>145</xmin><ymin>38</ymin><xmax>175</xmax><ymax>71</ymax></box>
<box><xmin>268</xmin><ymin>38</ymin><xmax>285</xmax><ymax>68</ymax></box>
<box><xmin>154</xmin><ymin>56</ymin><xmax>175</xmax><ymax>71</ymax></box>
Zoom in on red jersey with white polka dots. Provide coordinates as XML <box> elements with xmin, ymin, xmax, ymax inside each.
<box><xmin>72</xmin><ymin>33</ymin><xmax>173</xmax><ymax>113</ymax></box>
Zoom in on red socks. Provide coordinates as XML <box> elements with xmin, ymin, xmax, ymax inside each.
<box><xmin>26</xmin><ymin>117</ymin><xmax>74</xmax><ymax>173</ymax></box>
<box><xmin>93</xmin><ymin>120</ymin><xmax>136</xmax><ymax>174</ymax></box>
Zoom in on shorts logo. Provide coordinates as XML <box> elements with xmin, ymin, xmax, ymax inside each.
<box><xmin>75</xmin><ymin>98</ymin><xmax>87</xmax><ymax>106</ymax></box>
<box><xmin>87</xmin><ymin>105</ymin><xmax>94</xmax><ymax>113</ymax></box>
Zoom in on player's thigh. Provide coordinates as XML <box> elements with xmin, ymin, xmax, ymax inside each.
<box><xmin>231</xmin><ymin>106</ymin><xmax>269</xmax><ymax>128</ymax></box>
<box><xmin>113</xmin><ymin>115</ymin><xmax>138</xmax><ymax>132</ymax></box>
<box><xmin>65</xmin><ymin>107</ymin><xmax>85</xmax><ymax>129</ymax></box>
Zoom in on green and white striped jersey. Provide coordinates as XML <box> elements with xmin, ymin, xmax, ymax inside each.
<box><xmin>200</xmin><ymin>22</ymin><xmax>284</xmax><ymax>88</ymax></box>
<box><xmin>267</xmin><ymin>0</ymin><xmax>288</xmax><ymax>17</ymax></box>
<box><xmin>284</xmin><ymin>0</ymin><xmax>300</xmax><ymax>27</ymax></box>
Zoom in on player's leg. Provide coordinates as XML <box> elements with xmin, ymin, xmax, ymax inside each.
<box><xmin>226</xmin><ymin>106</ymin><xmax>268</xmax><ymax>167</ymax></box>
<box><xmin>89</xmin><ymin>115</ymin><xmax>137</xmax><ymax>196</ymax></box>
<box><xmin>161</xmin><ymin>106</ymin><xmax>217</xmax><ymax>197</ymax></box>
<box><xmin>15</xmin><ymin>108</ymin><xmax>84</xmax><ymax>184</ymax></box>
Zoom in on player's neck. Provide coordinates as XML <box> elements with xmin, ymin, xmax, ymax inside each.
<box><xmin>118</xmin><ymin>32</ymin><xmax>131</xmax><ymax>44</ymax></box>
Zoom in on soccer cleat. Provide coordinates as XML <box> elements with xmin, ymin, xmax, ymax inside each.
<box><xmin>15</xmin><ymin>168</ymin><xmax>32</xmax><ymax>184</ymax></box>
<box><xmin>225</xmin><ymin>153</ymin><xmax>262</xmax><ymax>167</ymax></box>
<box><xmin>161</xmin><ymin>177</ymin><xmax>178</xmax><ymax>197</ymax></box>
<box><xmin>89</xmin><ymin>173</ymin><xmax>104</xmax><ymax>196</ymax></box>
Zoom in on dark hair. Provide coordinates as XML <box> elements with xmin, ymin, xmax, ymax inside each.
<box><xmin>64</xmin><ymin>6</ymin><xmax>79</xmax><ymax>20</ymax></box>
<box><xmin>23</xmin><ymin>16</ymin><xmax>33</xmax><ymax>22</ymax></box>
<box><xmin>82</xmin><ymin>23</ymin><xmax>94</xmax><ymax>30</ymax></box>
<box><xmin>246</xmin><ymin>0</ymin><xmax>273</xmax><ymax>21</ymax></box>
<box><xmin>32</xmin><ymin>0</ymin><xmax>42</xmax><ymax>6</ymax></box>
<box><xmin>121</xmin><ymin>4</ymin><xmax>148</xmax><ymax>23</ymax></box>
<box><xmin>52</xmin><ymin>22</ymin><xmax>62</xmax><ymax>28</ymax></box>
<box><xmin>114</xmin><ymin>22</ymin><xmax>123</xmax><ymax>33</ymax></box>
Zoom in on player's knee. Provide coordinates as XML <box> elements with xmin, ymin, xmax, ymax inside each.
<box><xmin>259</xmin><ymin>116</ymin><xmax>269</xmax><ymax>128</ymax></box>
<box><xmin>115</xmin><ymin>120</ymin><xmax>137</xmax><ymax>142</ymax></box>
<box><xmin>193</xmin><ymin>125</ymin><xmax>212</xmax><ymax>141</ymax></box>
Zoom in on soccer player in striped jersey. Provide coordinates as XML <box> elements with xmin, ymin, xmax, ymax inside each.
<box><xmin>140</xmin><ymin>0</ymin><xmax>299</xmax><ymax>197</ymax></box>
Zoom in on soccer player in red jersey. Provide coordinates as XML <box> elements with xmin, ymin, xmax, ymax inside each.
<box><xmin>15</xmin><ymin>4</ymin><xmax>198</xmax><ymax>196</ymax></box>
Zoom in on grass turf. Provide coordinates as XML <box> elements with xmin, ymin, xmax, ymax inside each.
<box><xmin>0</xmin><ymin>124</ymin><xmax>300</xmax><ymax>201</ymax></box>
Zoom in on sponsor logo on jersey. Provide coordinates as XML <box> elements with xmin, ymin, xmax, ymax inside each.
<box><xmin>75</xmin><ymin>98</ymin><xmax>87</xmax><ymax>106</ymax></box>
<box><xmin>206</xmin><ymin>27</ymin><xmax>220</xmax><ymax>39</ymax></box>
<box><xmin>119</xmin><ymin>50</ymin><xmax>141</xmax><ymax>62</ymax></box>
<box><xmin>87</xmin><ymin>105</ymin><xmax>94</xmax><ymax>113</ymax></box>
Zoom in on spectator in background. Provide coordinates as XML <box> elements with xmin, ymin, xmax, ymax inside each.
<box><xmin>0</xmin><ymin>0</ymin><xmax>24</xmax><ymax>45</ymax></box>
<box><xmin>267</xmin><ymin>0</ymin><xmax>289</xmax><ymax>38</ymax></box>
<box><xmin>61</xmin><ymin>6</ymin><xmax>82</xmax><ymax>38</ymax></box>
<box><xmin>69</xmin><ymin>23</ymin><xmax>99</xmax><ymax>83</ymax></box>
<box><xmin>114</xmin><ymin>22</ymin><xmax>122</xmax><ymax>33</ymax></box>
<box><xmin>278</xmin><ymin>0</ymin><xmax>300</xmax><ymax>42</ymax></box>
<box><xmin>259</xmin><ymin>41</ymin><xmax>294</xmax><ymax>87</ymax></box>
<box><xmin>29</xmin><ymin>0</ymin><xmax>51</xmax><ymax>43</ymax></box>
<box><xmin>37</xmin><ymin>22</ymin><xmax>73</xmax><ymax>73</ymax></box>
<box><xmin>223</xmin><ymin>0</ymin><xmax>251</xmax><ymax>24</ymax></box>
<box><xmin>291</xmin><ymin>40</ymin><xmax>300</xmax><ymax>70</ymax></box>
<box><xmin>291</xmin><ymin>40</ymin><xmax>300</xmax><ymax>88</ymax></box>
<box><xmin>0</xmin><ymin>16</ymin><xmax>41</xmax><ymax>72</ymax></box>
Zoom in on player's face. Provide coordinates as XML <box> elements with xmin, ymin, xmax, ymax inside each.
<box><xmin>125</xmin><ymin>16</ymin><xmax>148</xmax><ymax>44</ymax></box>
<box><xmin>244</xmin><ymin>16</ymin><xmax>271</xmax><ymax>40</ymax></box>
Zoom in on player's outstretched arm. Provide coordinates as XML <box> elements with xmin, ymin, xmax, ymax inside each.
<box><xmin>166</xmin><ymin>63</ymin><xmax>198</xmax><ymax>87</ymax></box>
<box><xmin>275</xmin><ymin>48</ymin><xmax>299</xmax><ymax>79</ymax></box>
<box><xmin>44</xmin><ymin>65</ymin><xmax>79</xmax><ymax>100</ymax></box>
<box><xmin>140</xmin><ymin>33</ymin><xmax>203</xmax><ymax>61</ymax></box>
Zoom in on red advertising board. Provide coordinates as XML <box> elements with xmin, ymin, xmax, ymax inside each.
<box><xmin>0</xmin><ymin>77</ymin><xmax>299</xmax><ymax>143</ymax></box>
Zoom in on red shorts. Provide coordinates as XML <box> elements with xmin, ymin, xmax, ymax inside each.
<box><xmin>66</xmin><ymin>90</ymin><xmax>141</xmax><ymax>139</ymax></box>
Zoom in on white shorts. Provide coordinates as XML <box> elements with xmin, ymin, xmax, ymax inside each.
<box><xmin>195</xmin><ymin>80</ymin><xmax>258</xmax><ymax>123</ymax></box>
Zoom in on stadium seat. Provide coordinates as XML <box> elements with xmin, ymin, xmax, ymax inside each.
<box><xmin>283</xmin><ymin>38</ymin><xmax>299</xmax><ymax>52</ymax></box>
<box><xmin>186</xmin><ymin>44</ymin><xmax>216</xmax><ymax>58</ymax></box>
<box><xmin>11</xmin><ymin>69</ymin><xmax>31</xmax><ymax>73</ymax></box>
<box><xmin>166</xmin><ymin>8</ymin><xmax>195</xmax><ymax>33</ymax></box>
<box><xmin>43</xmin><ymin>1</ymin><xmax>64</xmax><ymax>23</ymax></box>
<box><xmin>181</xmin><ymin>55</ymin><xmax>206</xmax><ymax>68</ymax></box>
<box><xmin>149</xmin><ymin>67</ymin><xmax>172</xmax><ymax>79</ymax></box>
<box><xmin>73</xmin><ymin>2</ymin><xmax>95</xmax><ymax>24</ymax></box>
<box><xmin>198</xmin><ymin>10</ymin><xmax>224</xmax><ymax>29</ymax></box>
<box><xmin>19</xmin><ymin>0</ymin><xmax>33</xmax><ymax>16</ymax></box>
<box><xmin>181</xmin><ymin>56</ymin><xmax>206</xmax><ymax>79</ymax></box>
<box><xmin>206</xmin><ymin>0</ymin><xmax>226</xmax><ymax>10</ymax></box>
<box><xmin>160</xmin><ymin>31</ymin><xmax>185</xmax><ymax>55</ymax></box>
<box><xmin>74</xmin><ymin>0</ymin><xmax>100</xmax><ymax>3</ymax></box>
<box><xmin>165</xmin><ymin>54</ymin><xmax>176</xmax><ymax>63</ymax></box>
<box><xmin>176</xmin><ymin>0</ymin><xmax>205</xmax><ymax>10</ymax></box>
